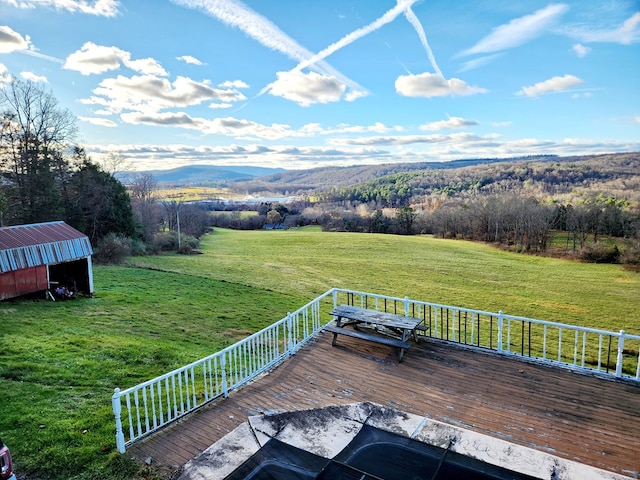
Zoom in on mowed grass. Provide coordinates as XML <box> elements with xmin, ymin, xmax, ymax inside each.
<box><xmin>131</xmin><ymin>227</ymin><xmax>640</xmax><ymax>330</ymax></box>
<box><xmin>1</xmin><ymin>227</ymin><xmax>638</xmax><ymax>479</ymax></box>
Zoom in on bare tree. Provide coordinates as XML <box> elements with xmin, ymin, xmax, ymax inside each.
<box><xmin>0</xmin><ymin>79</ymin><xmax>77</xmax><ymax>223</ymax></box>
<box><xmin>101</xmin><ymin>150</ymin><xmax>130</xmax><ymax>175</ymax></box>
<box><xmin>129</xmin><ymin>172</ymin><xmax>159</xmax><ymax>242</ymax></box>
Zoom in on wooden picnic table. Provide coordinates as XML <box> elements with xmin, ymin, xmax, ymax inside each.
<box><xmin>326</xmin><ymin>305</ymin><xmax>426</xmax><ymax>362</ymax></box>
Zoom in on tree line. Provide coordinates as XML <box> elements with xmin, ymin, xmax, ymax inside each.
<box><xmin>0</xmin><ymin>80</ymin><xmax>135</xmax><ymax>247</ymax></box>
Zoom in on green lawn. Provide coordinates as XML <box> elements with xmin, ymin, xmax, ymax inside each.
<box><xmin>132</xmin><ymin>228</ymin><xmax>640</xmax><ymax>329</ymax></box>
<box><xmin>1</xmin><ymin>228</ymin><xmax>638</xmax><ymax>479</ymax></box>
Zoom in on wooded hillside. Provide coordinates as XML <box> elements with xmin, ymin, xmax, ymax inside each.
<box><xmin>232</xmin><ymin>152</ymin><xmax>640</xmax><ymax>208</ymax></box>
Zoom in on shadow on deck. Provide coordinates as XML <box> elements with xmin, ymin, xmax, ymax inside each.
<box><xmin>128</xmin><ymin>331</ymin><xmax>640</xmax><ymax>479</ymax></box>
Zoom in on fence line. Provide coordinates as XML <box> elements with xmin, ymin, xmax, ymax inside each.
<box><xmin>112</xmin><ymin>290</ymin><xmax>334</xmax><ymax>453</ymax></box>
<box><xmin>113</xmin><ymin>288</ymin><xmax>640</xmax><ymax>453</ymax></box>
<box><xmin>333</xmin><ymin>288</ymin><xmax>640</xmax><ymax>381</ymax></box>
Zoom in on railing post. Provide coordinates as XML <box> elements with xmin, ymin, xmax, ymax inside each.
<box><xmin>332</xmin><ymin>289</ymin><xmax>338</xmax><ymax>308</ymax></box>
<box><xmin>497</xmin><ymin>310</ymin><xmax>504</xmax><ymax>353</ymax></box>
<box><xmin>112</xmin><ymin>388</ymin><xmax>126</xmax><ymax>454</ymax></box>
<box><xmin>221</xmin><ymin>353</ymin><xmax>228</xmax><ymax>398</ymax></box>
<box><xmin>287</xmin><ymin>313</ymin><xmax>294</xmax><ymax>356</ymax></box>
<box><xmin>404</xmin><ymin>296</ymin><xmax>410</xmax><ymax>316</ymax></box>
<box><xmin>615</xmin><ymin>330</ymin><xmax>625</xmax><ymax>378</ymax></box>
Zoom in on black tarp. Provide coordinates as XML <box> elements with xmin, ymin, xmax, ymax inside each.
<box><xmin>224</xmin><ymin>424</ymin><xmax>540</xmax><ymax>480</ymax></box>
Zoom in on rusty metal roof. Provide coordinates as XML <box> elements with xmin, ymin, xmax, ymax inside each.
<box><xmin>0</xmin><ymin>221</ymin><xmax>93</xmax><ymax>273</ymax></box>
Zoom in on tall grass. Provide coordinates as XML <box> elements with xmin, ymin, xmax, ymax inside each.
<box><xmin>1</xmin><ymin>228</ymin><xmax>638</xmax><ymax>479</ymax></box>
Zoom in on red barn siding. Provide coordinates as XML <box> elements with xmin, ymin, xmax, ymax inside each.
<box><xmin>0</xmin><ymin>265</ymin><xmax>48</xmax><ymax>300</ymax></box>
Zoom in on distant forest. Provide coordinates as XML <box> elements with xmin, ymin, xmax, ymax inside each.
<box><xmin>214</xmin><ymin>153</ymin><xmax>640</xmax><ymax>269</ymax></box>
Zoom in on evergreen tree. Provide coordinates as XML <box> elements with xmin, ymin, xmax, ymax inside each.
<box><xmin>67</xmin><ymin>155</ymin><xmax>136</xmax><ymax>243</ymax></box>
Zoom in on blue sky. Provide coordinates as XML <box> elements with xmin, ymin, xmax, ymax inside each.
<box><xmin>1</xmin><ymin>0</ymin><xmax>639</xmax><ymax>171</ymax></box>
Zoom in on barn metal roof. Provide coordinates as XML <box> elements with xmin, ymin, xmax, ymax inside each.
<box><xmin>0</xmin><ymin>221</ymin><xmax>93</xmax><ymax>273</ymax></box>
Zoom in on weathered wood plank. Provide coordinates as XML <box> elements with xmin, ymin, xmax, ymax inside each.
<box><xmin>128</xmin><ymin>333</ymin><xmax>640</xmax><ymax>478</ymax></box>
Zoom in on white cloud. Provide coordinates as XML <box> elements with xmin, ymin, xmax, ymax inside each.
<box><xmin>81</xmin><ymin>74</ymin><xmax>246</xmax><ymax>115</ymax></box>
<box><xmin>633</xmin><ymin>116</ymin><xmax>640</xmax><ymax>124</ymax></box>
<box><xmin>0</xmin><ymin>63</ymin><xmax>11</xmax><ymax>85</ymax></box>
<box><xmin>126</xmin><ymin>58</ymin><xmax>167</xmax><ymax>76</ymax></box>
<box><xmin>208</xmin><ymin>102</ymin><xmax>233</xmax><ymax>109</ymax></box>
<box><xmin>563</xmin><ymin>12</ymin><xmax>640</xmax><ymax>45</ymax></box>
<box><xmin>330</xmin><ymin>132</ymin><xmax>499</xmax><ymax>147</ymax></box>
<box><xmin>20</xmin><ymin>71</ymin><xmax>47</xmax><ymax>82</ymax></box>
<box><xmin>460</xmin><ymin>4</ymin><xmax>569</xmax><ymax>56</ymax></box>
<box><xmin>177</xmin><ymin>55</ymin><xmax>204</xmax><ymax>65</ymax></box>
<box><xmin>420</xmin><ymin>117</ymin><xmax>479</xmax><ymax>131</ymax></box>
<box><xmin>64</xmin><ymin>42</ymin><xmax>167</xmax><ymax>76</ymax></box>
<box><xmin>78</xmin><ymin>116</ymin><xmax>118</xmax><ymax>127</ymax></box>
<box><xmin>119</xmin><ymin>111</ymin><xmax>298</xmax><ymax>140</ymax></box>
<box><xmin>82</xmin><ymin>133</ymin><xmax>640</xmax><ymax>171</ymax></box>
<box><xmin>219</xmin><ymin>79</ymin><xmax>248</xmax><ymax>89</ymax></box>
<box><xmin>269</xmin><ymin>71</ymin><xmax>346</xmax><ymax>106</ymax></box>
<box><xmin>0</xmin><ymin>25</ymin><xmax>31</xmax><ymax>53</ymax></box>
<box><xmin>571</xmin><ymin>43</ymin><xmax>591</xmax><ymax>58</ymax></box>
<box><xmin>491</xmin><ymin>121</ymin><xmax>511</xmax><ymax>128</ymax></box>
<box><xmin>1</xmin><ymin>0</ymin><xmax>119</xmax><ymax>17</ymax></box>
<box><xmin>395</xmin><ymin>72</ymin><xmax>487</xmax><ymax>98</ymax></box>
<box><xmin>518</xmin><ymin>74</ymin><xmax>584</xmax><ymax>97</ymax></box>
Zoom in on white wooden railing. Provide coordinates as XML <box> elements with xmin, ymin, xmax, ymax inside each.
<box><xmin>112</xmin><ymin>288</ymin><xmax>640</xmax><ymax>453</ymax></box>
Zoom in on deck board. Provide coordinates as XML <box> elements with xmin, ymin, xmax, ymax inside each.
<box><xmin>128</xmin><ymin>332</ymin><xmax>640</xmax><ymax>478</ymax></box>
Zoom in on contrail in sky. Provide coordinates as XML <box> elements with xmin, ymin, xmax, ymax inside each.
<box><xmin>290</xmin><ymin>0</ymin><xmax>420</xmax><ymax>74</ymax></box>
<box><xmin>404</xmin><ymin>5</ymin><xmax>443</xmax><ymax>77</ymax></box>
<box><xmin>172</xmin><ymin>0</ymin><xmax>366</xmax><ymax>94</ymax></box>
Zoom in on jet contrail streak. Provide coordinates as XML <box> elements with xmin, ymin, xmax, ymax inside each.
<box><xmin>404</xmin><ymin>6</ymin><xmax>443</xmax><ymax>77</ymax></box>
<box><xmin>290</xmin><ymin>0</ymin><xmax>419</xmax><ymax>73</ymax></box>
<box><xmin>173</xmin><ymin>0</ymin><xmax>367</xmax><ymax>94</ymax></box>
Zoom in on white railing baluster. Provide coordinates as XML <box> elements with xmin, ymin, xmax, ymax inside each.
<box><xmin>134</xmin><ymin>390</ymin><xmax>141</xmax><ymax>437</ymax></box>
<box><xmin>164</xmin><ymin>378</ymin><xmax>171</xmax><ymax>420</ymax></box>
<box><xmin>581</xmin><ymin>331</ymin><xmax>587</xmax><ymax>367</ymax></box>
<box><xmin>178</xmin><ymin>372</ymin><xmax>184</xmax><ymax>414</ymax></box>
<box><xmin>150</xmin><ymin>383</ymin><xmax>157</xmax><ymax>429</ymax></box>
<box><xmin>558</xmin><ymin>328</ymin><xmax>563</xmax><ymax>363</ymax></box>
<box><xmin>125</xmin><ymin>393</ymin><xmax>134</xmax><ymax>440</ymax></box>
<box><xmin>142</xmin><ymin>387</ymin><xmax>150</xmax><ymax>432</ymax></box>
<box><xmin>497</xmin><ymin>311</ymin><xmax>503</xmax><ymax>353</ymax></box>
<box><xmin>598</xmin><ymin>334</ymin><xmax>603</xmax><ymax>370</ymax></box>
<box><xmin>156</xmin><ymin>381</ymin><xmax>164</xmax><ymax>426</ymax></box>
<box><xmin>616</xmin><ymin>331</ymin><xmax>625</xmax><ymax>378</ymax></box>
<box><xmin>171</xmin><ymin>375</ymin><xmax>178</xmax><ymax>418</ymax></box>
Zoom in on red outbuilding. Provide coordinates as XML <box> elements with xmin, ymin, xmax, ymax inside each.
<box><xmin>0</xmin><ymin>221</ymin><xmax>94</xmax><ymax>301</ymax></box>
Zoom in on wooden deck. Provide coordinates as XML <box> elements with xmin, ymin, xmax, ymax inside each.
<box><xmin>128</xmin><ymin>331</ymin><xmax>640</xmax><ymax>479</ymax></box>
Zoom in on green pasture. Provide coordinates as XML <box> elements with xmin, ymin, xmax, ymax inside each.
<box><xmin>1</xmin><ymin>228</ymin><xmax>638</xmax><ymax>479</ymax></box>
<box><xmin>132</xmin><ymin>228</ymin><xmax>639</xmax><ymax>329</ymax></box>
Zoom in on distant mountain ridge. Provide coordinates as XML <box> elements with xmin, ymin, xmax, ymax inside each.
<box><xmin>119</xmin><ymin>165</ymin><xmax>287</xmax><ymax>185</ymax></box>
<box><xmin>121</xmin><ymin>156</ymin><xmax>555</xmax><ymax>186</ymax></box>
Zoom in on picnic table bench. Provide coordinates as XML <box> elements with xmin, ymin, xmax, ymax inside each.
<box><xmin>326</xmin><ymin>305</ymin><xmax>427</xmax><ymax>362</ymax></box>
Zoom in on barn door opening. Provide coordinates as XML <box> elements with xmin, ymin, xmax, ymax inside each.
<box><xmin>48</xmin><ymin>259</ymin><xmax>92</xmax><ymax>295</ymax></box>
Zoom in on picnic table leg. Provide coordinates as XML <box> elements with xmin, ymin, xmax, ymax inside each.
<box><xmin>398</xmin><ymin>328</ymin><xmax>409</xmax><ymax>362</ymax></box>
<box><xmin>332</xmin><ymin>316</ymin><xmax>343</xmax><ymax>346</ymax></box>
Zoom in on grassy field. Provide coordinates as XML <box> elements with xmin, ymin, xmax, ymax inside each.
<box><xmin>132</xmin><ymin>227</ymin><xmax>640</xmax><ymax>329</ymax></box>
<box><xmin>1</xmin><ymin>228</ymin><xmax>639</xmax><ymax>479</ymax></box>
